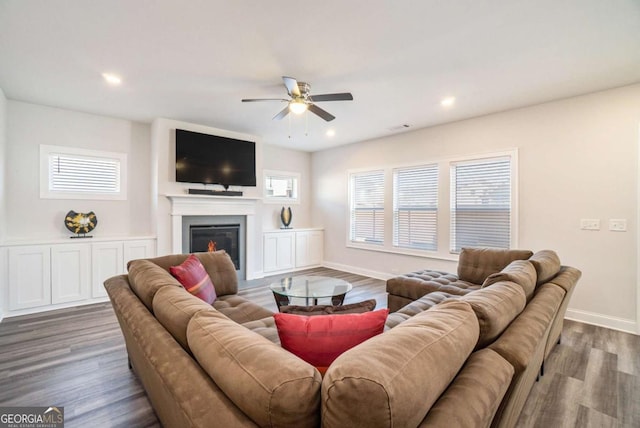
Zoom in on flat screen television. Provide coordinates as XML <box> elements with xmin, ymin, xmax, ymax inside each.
<box><xmin>175</xmin><ymin>129</ymin><xmax>256</xmax><ymax>189</ymax></box>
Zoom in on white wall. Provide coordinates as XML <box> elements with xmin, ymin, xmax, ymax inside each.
<box><xmin>0</xmin><ymin>88</ymin><xmax>6</xmax><ymax>242</ymax></box>
<box><xmin>150</xmin><ymin>118</ymin><xmax>313</xmax><ymax>277</ymax></box>
<box><xmin>5</xmin><ymin>101</ymin><xmax>152</xmax><ymax>240</ymax></box>
<box><xmin>312</xmin><ymin>84</ymin><xmax>640</xmax><ymax>332</ymax></box>
<box><xmin>262</xmin><ymin>144</ymin><xmax>312</xmax><ymax>231</ymax></box>
<box><xmin>0</xmin><ymin>88</ymin><xmax>6</xmax><ymax>321</ymax></box>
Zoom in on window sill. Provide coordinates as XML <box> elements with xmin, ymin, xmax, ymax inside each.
<box><xmin>346</xmin><ymin>242</ymin><xmax>459</xmax><ymax>262</ymax></box>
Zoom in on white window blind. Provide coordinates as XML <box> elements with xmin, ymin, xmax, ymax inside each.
<box><xmin>450</xmin><ymin>156</ymin><xmax>511</xmax><ymax>252</ymax></box>
<box><xmin>49</xmin><ymin>154</ymin><xmax>121</xmax><ymax>193</ymax></box>
<box><xmin>350</xmin><ymin>170</ymin><xmax>384</xmax><ymax>244</ymax></box>
<box><xmin>40</xmin><ymin>145</ymin><xmax>127</xmax><ymax>200</ymax></box>
<box><xmin>393</xmin><ymin>164</ymin><xmax>438</xmax><ymax>251</ymax></box>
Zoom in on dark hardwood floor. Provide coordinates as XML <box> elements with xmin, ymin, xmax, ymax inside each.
<box><xmin>0</xmin><ymin>267</ymin><xmax>638</xmax><ymax>427</ymax></box>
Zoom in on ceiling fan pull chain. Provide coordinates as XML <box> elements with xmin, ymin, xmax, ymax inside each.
<box><xmin>305</xmin><ymin>110</ymin><xmax>309</xmax><ymax>136</ymax></box>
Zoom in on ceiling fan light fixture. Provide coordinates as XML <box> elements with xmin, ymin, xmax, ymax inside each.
<box><xmin>289</xmin><ymin>101</ymin><xmax>308</xmax><ymax>115</ymax></box>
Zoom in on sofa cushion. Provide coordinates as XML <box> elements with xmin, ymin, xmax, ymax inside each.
<box><xmin>387</xmin><ymin>270</ymin><xmax>478</xmax><ymax>300</ymax></box>
<box><xmin>482</xmin><ymin>260</ymin><xmax>537</xmax><ymax>301</ymax></box>
<box><xmin>241</xmin><ymin>316</ymin><xmax>280</xmax><ymax>344</ymax></box>
<box><xmin>385</xmin><ymin>291</ymin><xmax>452</xmax><ymax>329</ymax></box>
<box><xmin>131</xmin><ymin>250</ymin><xmax>239</xmax><ymax>296</ymax></box>
<box><xmin>213</xmin><ymin>294</ymin><xmax>274</xmax><ymax>324</ymax></box>
<box><xmin>460</xmin><ymin>281</ymin><xmax>526</xmax><ymax>348</ymax></box>
<box><xmin>321</xmin><ymin>301</ymin><xmax>479</xmax><ymax>428</ymax></box>
<box><xmin>274</xmin><ymin>309</ymin><xmax>388</xmax><ymax>370</ymax></box>
<box><xmin>152</xmin><ymin>285</ymin><xmax>215</xmax><ymax>351</ymax></box>
<box><xmin>280</xmin><ymin>299</ymin><xmax>377</xmax><ymax>315</ymax></box>
<box><xmin>529</xmin><ymin>250</ymin><xmax>562</xmax><ymax>286</ymax></box>
<box><xmin>187</xmin><ymin>310</ymin><xmax>322</xmax><ymax>427</ymax></box>
<box><xmin>489</xmin><ymin>283</ymin><xmax>565</xmax><ymax>373</ymax></box>
<box><xmin>128</xmin><ymin>259</ymin><xmax>183</xmax><ymax>311</ymax></box>
<box><xmin>169</xmin><ymin>254</ymin><xmax>217</xmax><ymax>304</ymax></box>
<box><xmin>457</xmin><ymin>247</ymin><xmax>534</xmax><ymax>284</ymax></box>
<box><xmin>419</xmin><ymin>348</ymin><xmax>514</xmax><ymax>427</ymax></box>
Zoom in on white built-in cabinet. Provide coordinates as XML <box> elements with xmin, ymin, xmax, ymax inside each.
<box><xmin>91</xmin><ymin>242</ymin><xmax>124</xmax><ymax>299</ymax></box>
<box><xmin>51</xmin><ymin>244</ymin><xmax>91</xmax><ymax>304</ymax></box>
<box><xmin>263</xmin><ymin>228</ymin><xmax>323</xmax><ymax>274</ymax></box>
<box><xmin>263</xmin><ymin>231</ymin><xmax>295</xmax><ymax>273</ymax></box>
<box><xmin>295</xmin><ymin>230</ymin><xmax>323</xmax><ymax>268</ymax></box>
<box><xmin>5</xmin><ymin>237</ymin><xmax>155</xmax><ymax>313</ymax></box>
<box><xmin>8</xmin><ymin>245</ymin><xmax>51</xmax><ymax>310</ymax></box>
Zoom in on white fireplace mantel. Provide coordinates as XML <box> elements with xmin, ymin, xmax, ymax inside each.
<box><xmin>166</xmin><ymin>194</ymin><xmax>259</xmax><ymax>279</ymax></box>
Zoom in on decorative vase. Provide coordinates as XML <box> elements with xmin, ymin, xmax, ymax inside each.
<box><xmin>280</xmin><ymin>207</ymin><xmax>292</xmax><ymax>229</ymax></box>
<box><xmin>65</xmin><ymin>211</ymin><xmax>98</xmax><ymax>238</ymax></box>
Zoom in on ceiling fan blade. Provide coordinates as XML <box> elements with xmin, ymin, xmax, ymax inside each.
<box><xmin>309</xmin><ymin>93</ymin><xmax>353</xmax><ymax>102</ymax></box>
<box><xmin>273</xmin><ymin>105</ymin><xmax>290</xmax><ymax>120</ymax></box>
<box><xmin>308</xmin><ymin>103</ymin><xmax>335</xmax><ymax>122</ymax></box>
<box><xmin>242</xmin><ymin>98</ymin><xmax>288</xmax><ymax>102</ymax></box>
<box><xmin>282</xmin><ymin>76</ymin><xmax>301</xmax><ymax>97</ymax></box>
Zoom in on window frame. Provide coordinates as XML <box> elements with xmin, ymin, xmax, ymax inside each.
<box><xmin>348</xmin><ymin>169</ymin><xmax>386</xmax><ymax>247</ymax></box>
<box><xmin>449</xmin><ymin>154</ymin><xmax>516</xmax><ymax>254</ymax></box>
<box><xmin>39</xmin><ymin>144</ymin><xmax>128</xmax><ymax>200</ymax></box>
<box><xmin>392</xmin><ymin>163</ymin><xmax>439</xmax><ymax>252</ymax></box>
<box><xmin>263</xmin><ymin>170</ymin><xmax>301</xmax><ymax>204</ymax></box>
<box><xmin>344</xmin><ymin>149</ymin><xmax>518</xmax><ymax>261</ymax></box>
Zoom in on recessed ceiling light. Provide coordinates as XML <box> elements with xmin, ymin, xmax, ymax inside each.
<box><xmin>102</xmin><ymin>73</ymin><xmax>122</xmax><ymax>85</ymax></box>
<box><xmin>326</xmin><ymin>129</ymin><xmax>336</xmax><ymax>137</ymax></box>
<box><xmin>441</xmin><ymin>97</ymin><xmax>455</xmax><ymax>107</ymax></box>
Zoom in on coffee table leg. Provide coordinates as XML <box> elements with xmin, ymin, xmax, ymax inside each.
<box><xmin>331</xmin><ymin>293</ymin><xmax>347</xmax><ymax>306</ymax></box>
<box><xmin>272</xmin><ymin>292</ymin><xmax>290</xmax><ymax>311</ymax></box>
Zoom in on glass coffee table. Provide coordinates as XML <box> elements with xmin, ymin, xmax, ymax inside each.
<box><xmin>269</xmin><ymin>275</ymin><xmax>353</xmax><ymax>310</ymax></box>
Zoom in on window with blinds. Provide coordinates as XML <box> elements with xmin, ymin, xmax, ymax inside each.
<box><xmin>40</xmin><ymin>145</ymin><xmax>127</xmax><ymax>200</ymax></box>
<box><xmin>450</xmin><ymin>156</ymin><xmax>511</xmax><ymax>252</ymax></box>
<box><xmin>349</xmin><ymin>170</ymin><xmax>384</xmax><ymax>244</ymax></box>
<box><xmin>393</xmin><ymin>164</ymin><xmax>438</xmax><ymax>251</ymax></box>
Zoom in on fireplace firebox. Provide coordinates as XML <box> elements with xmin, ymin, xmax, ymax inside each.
<box><xmin>189</xmin><ymin>224</ymin><xmax>240</xmax><ymax>270</ymax></box>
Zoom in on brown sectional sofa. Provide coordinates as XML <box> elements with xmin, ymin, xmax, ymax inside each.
<box><xmin>385</xmin><ymin>248</ymin><xmax>581</xmax><ymax>427</ymax></box>
<box><xmin>104</xmin><ymin>248</ymin><xmax>579</xmax><ymax>428</ymax></box>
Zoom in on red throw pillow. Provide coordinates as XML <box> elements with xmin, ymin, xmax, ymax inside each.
<box><xmin>274</xmin><ymin>309</ymin><xmax>389</xmax><ymax>369</ymax></box>
<box><xmin>169</xmin><ymin>254</ymin><xmax>217</xmax><ymax>304</ymax></box>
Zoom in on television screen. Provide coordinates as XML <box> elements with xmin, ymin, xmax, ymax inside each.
<box><xmin>175</xmin><ymin>129</ymin><xmax>256</xmax><ymax>188</ymax></box>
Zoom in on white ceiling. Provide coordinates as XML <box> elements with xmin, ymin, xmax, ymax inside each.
<box><xmin>1</xmin><ymin>1</ymin><xmax>639</xmax><ymax>152</ymax></box>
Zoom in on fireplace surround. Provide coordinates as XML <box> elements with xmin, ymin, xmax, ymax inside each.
<box><xmin>166</xmin><ymin>194</ymin><xmax>258</xmax><ymax>279</ymax></box>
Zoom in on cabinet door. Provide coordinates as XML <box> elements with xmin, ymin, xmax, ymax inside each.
<box><xmin>8</xmin><ymin>246</ymin><xmax>51</xmax><ymax>310</ymax></box>
<box><xmin>51</xmin><ymin>244</ymin><xmax>90</xmax><ymax>305</ymax></box>
<box><xmin>91</xmin><ymin>242</ymin><xmax>124</xmax><ymax>298</ymax></box>
<box><xmin>308</xmin><ymin>231</ymin><xmax>323</xmax><ymax>266</ymax></box>
<box><xmin>263</xmin><ymin>234</ymin><xmax>279</xmax><ymax>273</ymax></box>
<box><xmin>295</xmin><ymin>231</ymin><xmax>311</xmax><ymax>268</ymax></box>
<box><xmin>123</xmin><ymin>240</ymin><xmax>156</xmax><ymax>267</ymax></box>
<box><xmin>263</xmin><ymin>232</ymin><xmax>295</xmax><ymax>273</ymax></box>
<box><xmin>294</xmin><ymin>230</ymin><xmax>323</xmax><ymax>268</ymax></box>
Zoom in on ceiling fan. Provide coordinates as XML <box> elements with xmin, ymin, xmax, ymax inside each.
<box><xmin>242</xmin><ymin>76</ymin><xmax>353</xmax><ymax>122</ymax></box>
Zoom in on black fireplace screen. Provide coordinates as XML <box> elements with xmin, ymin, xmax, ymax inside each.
<box><xmin>189</xmin><ymin>224</ymin><xmax>240</xmax><ymax>270</ymax></box>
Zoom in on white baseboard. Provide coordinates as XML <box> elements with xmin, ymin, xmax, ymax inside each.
<box><xmin>565</xmin><ymin>308</ymin><xmax>637</xmax><ymax>335</ymax></box>
<box><xmin>322</xmin><ymin>261</ymin><xmax>393</xmax><ymax>281</ymax></box>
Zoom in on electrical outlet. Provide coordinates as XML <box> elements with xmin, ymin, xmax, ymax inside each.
<box><xmin>580</xmin><ymin>219</ymin><xmax>600</xmax><ymax>231</ymax></box>
<box><xmin>609</xmin><ymin>219</ymin><xmax>627</xmax><ymax>232</ymax></box>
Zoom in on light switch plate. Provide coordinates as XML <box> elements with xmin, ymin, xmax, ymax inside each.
<box><xmin>580</xmin><ymin>219</ymin><xmax>600</xmax><ymax>231</ymax></box>
<box><xmin>609</xmin><ymin>219</ymin><xmax>627</xmax><ymax>232</ymax></box>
